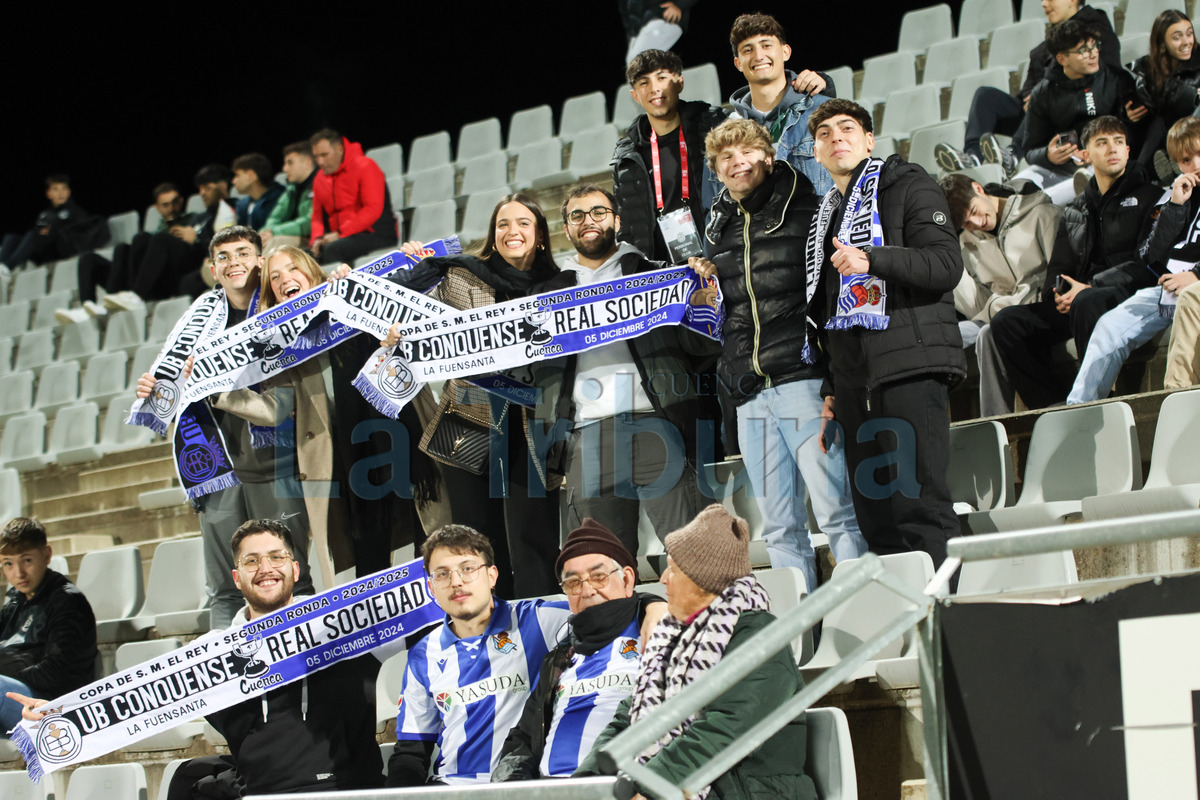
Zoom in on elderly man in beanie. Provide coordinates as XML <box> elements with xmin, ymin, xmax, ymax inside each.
<box><xmin>492</xmin><ymin>518</ymin><xmax>667</xmax><ymax>781</ymax></box>
<box><xmin>577</xmin><ymin>504</ymin><xmax>817</xmax><ymax>800</ymax></box>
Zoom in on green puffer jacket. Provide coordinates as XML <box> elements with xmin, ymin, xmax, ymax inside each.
<box><xmin>263</xmin><ymin>173</ymin><xmax>315</xmax><ymax>239</ymax></box>
<box><xmin>574</xmin><ymin>610</ymin><xmax>817</xmax><ymax>800</ymax></box>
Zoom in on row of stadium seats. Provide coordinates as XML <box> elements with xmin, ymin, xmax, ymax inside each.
<box><xmin>0</xmin><ymin>705</ymin><xmax>860</xmax><ymax>800</ymax></box>
<box><xmin>953</xmin><ymin>390</ymin><xmax>1200</xmax><ymax>532</ymax></box>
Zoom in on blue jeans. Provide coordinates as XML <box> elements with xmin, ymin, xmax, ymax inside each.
<box><xmin>1067</xmin><ymin>286</ymin><xmax>1171</xmax><ymax>404</ymax></box>
<box><xmin>0</xmin><ymin>674</ymin><xmax>34</xmax><ymax>737</ymax></box>
<box><xmin>737</xmin><ymin>379</ymin><xmax>866</xmax><ymax>592</ymax></box>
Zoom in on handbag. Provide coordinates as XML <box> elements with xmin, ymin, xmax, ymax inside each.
<box><xmin>420</xmin><ymin>379</ymin><xmax>509</xmax><ymax>475</ymax></box>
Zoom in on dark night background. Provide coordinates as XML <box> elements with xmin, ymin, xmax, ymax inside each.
<box><xmin>3</xmin><ymin>0</ymin><xmax>965</xmax><ymax>228</ymax></box>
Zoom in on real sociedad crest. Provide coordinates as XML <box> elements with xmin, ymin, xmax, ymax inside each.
<box><xmin>491</xmin><ymin>632</ymin><xmax>518</xmax><ymax>654</ymax></box>
<box><xmin>619</xmin><ymin>639</ymin><xmax>639</xmax><ymax>659</ymax></box>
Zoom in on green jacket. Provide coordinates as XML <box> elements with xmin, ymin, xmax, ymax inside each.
<box><xmin>575</xmin><ymin>610</ymin><xmax>817</xmax><ymax>800</ymax></box>
<box><xmin>263</xmin><ymin>174</ymin><xmax>314</xmax><ymax>239</ymax></box>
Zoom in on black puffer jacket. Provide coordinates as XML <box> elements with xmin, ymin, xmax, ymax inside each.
<box><xmin>1041</xmin><ymin>167</ymin><xmax>1163</xmax><ymax>302</ymax></box>
<box><xmin>1131</xmin><ymin>52</ymin><xmax>1200</xmax><ymax>120</ymax></box>
<box><xmin>1024</xmin><ymin>62</ymin><xmax>1136</xmax><ymax>170</ymax></box>
<box><xmin>1141</xmin><ymin>192</ymin><xmax>1200</xmax><ymax>276</ymax></box>
<box><xmin>819</xmin><ymin>157</ymin><xmax>966</xmax><ymax>394</ymax></box>
<box><xmin>704</xmin><ymin>162</ymin><xmax>823</xmax><ymax>403</ymax></box>
<box><xmin>613</xmin><ymin>101</ymin><xmax>728</xmax><ymax>260</ymax></box>
<box><xmin>1020</xmin><ymin>5</ymin><xmax>1122</xmax><ymax>100</ymax></box>
<box><xmin>0</xmin><ymin>570</ymin><xmax>97</xmax><ymax>698</ymax></box>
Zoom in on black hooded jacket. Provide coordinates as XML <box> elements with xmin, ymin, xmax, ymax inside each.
<box><xmin>1130</xmin><ymin>51</ymin><xmax>1200</xmax><ymax>120</ymax></box>
<box><xmin>612</xmin><ymin>100</ymin><xmax>728</xmax><ymax>260</ymax></box>
<box><xmin>1041</xmin><ymin>166</ymin><xmax>1163</xmax><ymax>302</ymax></box>
<box><xmin>704</xmin><ymin>162</ymin><xmax>823</xmax><ymax>403</ymax></box>
<box><xmin>1024</xmin><ymin>62</ymin><xmax>1136</xmax><ymax>170</ymax></box>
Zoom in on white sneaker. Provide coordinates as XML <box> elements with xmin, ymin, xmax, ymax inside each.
<box><xmin>103</xmin><ymin>291</ymin><xmax>145</xmax><ymax>312</ymax></box>
<box><xmin>55</xmin><ymin>307</ymin><xmax>89</xmax><ymax>326</ymax></box>
<box><xmin>82</xmin><ymin>300</ymin><xmax>107</xmax><ymax>318</ymax></box>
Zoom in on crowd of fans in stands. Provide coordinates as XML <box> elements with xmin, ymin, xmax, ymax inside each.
<box><xmin>3</xmin><ymin>3</ymin><xmax>1200</xmax><ymax>796</ymax></box>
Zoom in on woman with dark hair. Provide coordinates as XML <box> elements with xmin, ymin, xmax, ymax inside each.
<box><xmin>384</xmin><ymin>193</ymin><xmax>570</xmax><ymax>598</ymax></box>
<box><xmin>210</xmin><ymin>245</ymin><xmax>446</xmax><ymax>585</ymax></box>
<box><xmin>1132</xmin><ymin>10</ymin><xmax>1200</xmax><ymax>168</ymax></box>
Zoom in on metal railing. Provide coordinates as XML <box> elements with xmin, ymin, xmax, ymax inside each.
<box><xmin>250</xmin><ymin>511</ymin><xmax>1200</xmax><ymax>800</ymax></box>
<box><xmin>920</xmin><ymin>508</ymin><xmax>1200</xmax><ymax>800</ymax></box>
<box><xmin>598</xmin><ymin>553</ymin><xmax>933</xmax><ymax>799</ymax></box>
<box><xmin>247</xmin><ymin>776</ymin><xmax>620</xmax><ymax>800</ymax></box>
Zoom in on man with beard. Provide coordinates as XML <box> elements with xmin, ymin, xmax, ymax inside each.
<box><xmin>10</xmin><ymin>519</ymin><xmax>380</xmax><ymax>795</ymax></box>
<box><xmin>528</xmin><ymin>184</ymin><xmax>711</xmax><ymax>563</ymax></box>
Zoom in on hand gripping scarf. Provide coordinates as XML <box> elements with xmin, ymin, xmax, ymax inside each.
<box><xmin>807</xmin><ymin>156</ymin><xmax>889</xmax><ymax>332</ymax></box>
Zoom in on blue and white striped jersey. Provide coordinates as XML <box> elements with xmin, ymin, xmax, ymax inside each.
<box><xmin>396</xmin><ymin>597</ymin><xmax>570</xmax><ymax>785</ymax></box>
<box><xmin>540</xmin><ymin>617</ymin><xmax>642</xmax><ymax>777</ymax></box>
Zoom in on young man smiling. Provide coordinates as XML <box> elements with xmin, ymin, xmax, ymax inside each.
<box><xmin>205</xmin><ymin>519</ymin><xmax>385</xmax><ymax>793</ymax></box>
<box><xmin>389</xmin><ymin>525</ymin><xmax>571</xmax><ymax>786</ymax></box>
<box><xmin>135</xmin><ymin>226</ymin><xmax>314</xmax><ymax>629</ymax></box>
<box><xmin>0</xmin><ymin>517</ymin><xmax>96</xmax><ymax>739</ymax></box>
<box><xmin>690</xmin><ymin>118</ymin><xmax>866</xmax><ymax>593</ymax></box>
<box><xmin>1016</xmin><ymin>19</ymin><xmax>1139</xmax><ymax>198</ymax></box>
<box><xmin>612</xmin><ymin>49</ymin><xmax>726</xmax><ymax>264</ymax></box>
<box><xmin>808</xmin><ymin>99</ymin><xmax>965</xmax><ymax>568</ymax></box>
<box><xmin>727</xmin><ymin>13</ymin><xmax>836</xmax><ymax>196</ymax></box>
<box><xmin>940</xmin><ymin>173</ymin><xmax>1061</xmax><ymax>415</ymax></box>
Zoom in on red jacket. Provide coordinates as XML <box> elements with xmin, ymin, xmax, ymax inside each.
<box><xmin>310</xmin><ymin>138</ymin><xmax>392</xmax><ymax>243</ymax></box>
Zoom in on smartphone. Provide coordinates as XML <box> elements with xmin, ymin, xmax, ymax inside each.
<box><xmin>1056</xmin><ymin>275</ymin><xmax>1071</xmax><ymax>294</ymax></box>
<box><xmin>1057</xmin><ymin>130</ymin><xmax>1079</xmax><ymax>147</ymax></box>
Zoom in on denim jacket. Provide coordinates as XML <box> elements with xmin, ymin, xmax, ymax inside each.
<box><xmin>729</xmin><ymin>72</ymin><xmax>834</xmax><ymax>197</ymax></box>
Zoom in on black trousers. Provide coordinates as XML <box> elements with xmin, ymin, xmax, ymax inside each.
<box><xmin>964</xmin><ymin>87</ymin><xmax>1024</xmax><ymax>159</ymax></box>
<box><xmin>87</xmin><ymin>232</ymin><xmax>199</xmax><ymax>301</ymax></box>
<box><xmin>321</xmin><ymin>230</ymin><xmax>398</xmax><ymax>265</ymax></box>
<box><xmin>835</xmin><ymin>375</ymin><xmax>958</xmax><ymax>569</ymax></box>
<box><xmin>989</xmin><ymin>286</ymin><xmax>1130</xmax><ymax>409</ymax></box>
<box><xmin>438</xmin><ymin>423</ymin><xmax>561</xmax><ymax>600</ymax></box>
<box><xmin>0</xmin><ymin>230</ymin><xmax>54</xmax><ymax>269</ymax></box>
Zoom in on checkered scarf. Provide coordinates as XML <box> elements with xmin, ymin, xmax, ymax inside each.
<box><xmin>628</xmin><ymin>576</ymin><xmax>770</xmax><ymax>799</ymax></box>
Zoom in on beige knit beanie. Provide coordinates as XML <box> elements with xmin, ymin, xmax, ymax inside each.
<box><xmin>664</xmin><ymin>504</ymin><xmax>752</xmax><ymax>594</ymax></box>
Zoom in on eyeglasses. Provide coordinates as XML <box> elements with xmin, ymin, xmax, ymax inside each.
<box><xmin>566</xmin><ymin>206</ymin><xmax>614</xmax><ymax>225</ymax></box>
<box><xmin>560</xmin><ymin>567</ymin><xmax>622</xmax><ymax>596</ymax></box>
<box><xmin>238</xmin><ymin>551</ymin><xmax>292</xmax><ymax>571</ymax></box>
<box><xmin>214</xmin><ymin>248</ymin><xmax>259</xmax><ymax>266</ymax></box>
<box><xmin>430</xmin><ymin>562</ymin><xmax>488</xmax><ymax>587</ymax></box>
<box><xmin>1068</xmin><ymin>42</ymin><xmax>1100</xmax><ymax>56</ymax></box>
